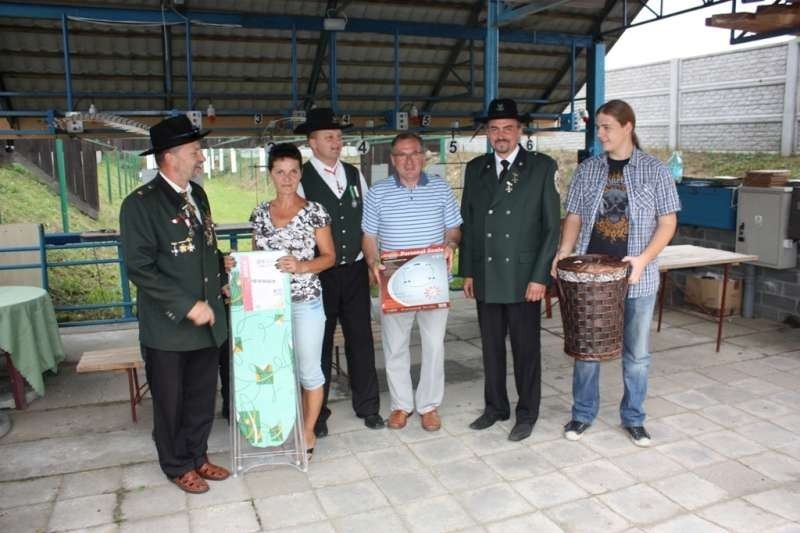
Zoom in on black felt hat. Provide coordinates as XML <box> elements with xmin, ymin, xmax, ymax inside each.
<box><xmin>293</xmin><ymin>108</ymin><xmax>352</xmax><ymax>135</ymax></box>
<box><xmin>139</xmin><ymin>115</ymin><xmax>211</xmax><ymax>156</ymax></box>
<box><xmin>476</xmin><ymin>98</ymin><xmax>531</xmax><ymax>123</ymax></box>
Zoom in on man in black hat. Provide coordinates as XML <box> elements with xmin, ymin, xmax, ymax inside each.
<box><xmin>459</xmin><ymin>98</ymin><xmax>560</xmax><ymax>441</ymax></box>
<box><xmin>120</xmin><ymin>114</ymin><xmax>230</xmax><ymax>493</ymax></box>
<box><xmin>295</xmin><ymin>108</ymin><xmax>384</xmax><ymax>436</ymax></box>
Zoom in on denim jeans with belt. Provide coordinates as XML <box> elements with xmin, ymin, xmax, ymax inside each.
<box><xmin>571</xmin><ymin>292</ymin><xmax>657</xmax><ymax>427</ymax></box>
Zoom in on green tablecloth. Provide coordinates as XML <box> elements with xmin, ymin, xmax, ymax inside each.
<box><xmin>0</xmin><ymin>286</ymin><xmax>65</xmax><ymax>395</ymax></box>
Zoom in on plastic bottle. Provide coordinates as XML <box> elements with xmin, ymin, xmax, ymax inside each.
<box><xmin>668</xmin><ymin>151</ymin><xmax>683</xmax><ymax>183</ymax></box>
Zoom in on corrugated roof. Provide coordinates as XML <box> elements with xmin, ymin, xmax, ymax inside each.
<box><xmin>0</xmin><ymin>0</ymin><xmax>645</xmax><ymax>136</ymax></box>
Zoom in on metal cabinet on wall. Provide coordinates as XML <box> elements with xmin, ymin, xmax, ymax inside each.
<box><xmin>736</xmin><ymin>186</ymin><xmax>797</xmax><ymax>269</ymax></box>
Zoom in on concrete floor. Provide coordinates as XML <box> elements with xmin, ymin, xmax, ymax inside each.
<box><xmin>1</xmin><ymin>293</ymin><xmax>800</xmax><ymax>532</ymax></box>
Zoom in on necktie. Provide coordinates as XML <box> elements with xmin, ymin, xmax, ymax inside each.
<box><xmin>179</xmin><ymin>191</ymin><xmax>201</xmax><ymax>224</ymax></box>
<box><xmin>499</xmin><ymin>160</ymin><xmax>510</xmax><ymax>182</ymax></box>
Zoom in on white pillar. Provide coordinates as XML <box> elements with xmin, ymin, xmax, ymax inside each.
<box><xmin>781</xmin><ymin>40</ymin><xmax>799</xmax><ymax>156</ymax></box>
<box><xmin>259</xmin><ymin>147</ymin><xmax>267</xmax><ymax>173</ymax></box>
<box><xmin>203</xmin><ymin>149</ymin><xmax>211</xmax><ymax>176</ymax></box>
<box><xmin>230</xmin><ymin>148</ymin><xmax>238</xmax><ymax>173</ymax></box>
<box><xmin>668</xmin><ymin>58</ymin><xmax>680</xmax><ymax>151</ymax></box>
<box><xmin>218</xmin><ymin>148</ymin><xmax>225</xmax><ymax>172</ymax></box>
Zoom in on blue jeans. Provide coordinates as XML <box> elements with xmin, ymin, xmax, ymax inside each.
<box><xmin>571</xmin><ymin>292</ymin><xmax>657</xmax><ymax>427</ymax></box>
<box><xmin>292</xmin><ymin>297</ymin><xmax>326</xmax><ymax>390</ymax></box>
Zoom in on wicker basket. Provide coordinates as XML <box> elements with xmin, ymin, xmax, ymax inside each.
<box><xmin>556</xmin><ymin>254</ymin><xmax>629</xmax><ymax>361</ymax></box>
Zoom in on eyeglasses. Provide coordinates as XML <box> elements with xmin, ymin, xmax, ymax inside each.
<box><xmin>391</xmin><ymin>151</ymin><xmax>424</xmax><ymax>160</ymax></box>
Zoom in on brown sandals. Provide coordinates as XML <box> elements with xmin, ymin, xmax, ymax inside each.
<box><xmin>196</xmin><ymin>461</ymin><xmax>231</xmax><ymax>481</ymax></box>
<box><xmin>171</xmin><ymin>470</ymin><xmax>209</xmax><ymax>494</ymax></box>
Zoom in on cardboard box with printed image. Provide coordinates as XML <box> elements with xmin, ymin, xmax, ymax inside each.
<box><xmin>684</xmin><ymin>272</ymin><xmax>742</xmax><ymax>316</ymax></box>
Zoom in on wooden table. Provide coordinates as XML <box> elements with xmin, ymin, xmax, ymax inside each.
<box><xmin>656</xmin><ymin>245</ymin><xmax>758</xmax><ymax>352</ymax></box>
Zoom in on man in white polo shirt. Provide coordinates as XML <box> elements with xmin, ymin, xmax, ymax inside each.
<box><xmin>362</xmin><ymin>132</ymin><xmax>462</xmax><ymax>432</ymax></box>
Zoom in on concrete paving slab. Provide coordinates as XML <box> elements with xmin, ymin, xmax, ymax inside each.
<box><xmin>243</xmin><ymin>466</ymin><xmax>311</xmax><ymax>498</ymax></box>
<box><xmin>512</xmin><ymin>471</ymin><xmax>588</xmax><ymax>509</ymax></box>
<box><xmin>610</xmin><ymin>449</ymin><xmax>686</xmax><ymax>483</ymax></box>
<box><xmin>599</xmin><ymin>484</ymin><xmax>682</xmax><ymax>525</ymax></box>
<box><xmin>253</xmin><ymin>491</ymin><xmax>326</xmax><ymax>530</ymax></box>
<box><xmin>119</xmin><ymin>511</ymin><xmax>189</xmax><ymax>533</ymax></box>
<box><xmin>120</xmin><ymin>484</ymin><xmax>186</xmax><ymax>522</ymax></box>
<box><xmin>698</xmin><ymin>499</ymin><xmax>787</xmax><ymax>532</ymax></box>
<box><xmin>546</xmin><ymin>496</ymin><xmax>629</xmax><ymax>533</ymax></box>
<box><xmin>562</xmin><ymin>458</ymin><xmax>637</xmax><ymax>495</ymax></box>
<box><xmin>456</xmin><ymin>481</ymin><xmax>533</xmax><ymax>524</ymax></box>
<box><xmin>306</xmin><ymin>454</ymin><xmax>369</xmax><ymax>489</ymax></box>
<box><xmin>485</xmin><ymin>511</ymin><xmax>564</xmax><ymax>533</ymax></box>
<box><xmin>481</xmin><ymin>447</ymin><xmax>555</xmax><ymax>481</ymax></box>
<box><xmin>650</xmin><ymin>471</ymin><xmax>729</xmax><ymax>510</ymax></box>
<box><xmin>0</xmin><ymin>475</ymin><xmax>61</xmax><ymax>509</ymax></box>
<box><xmin>59</xmin><ymin>467</ymin><xmax>122</xmax><ymax>500</ymax></box>
<box><xmin>331</xmin><ymin>506</ymin><xmax>407</xmax><ymax>533</ymax></box>
<box><xmin>645</xmin><ymin>514</ymin><xmax>728</xmax><ymax>533</ymax></box>
<box><xmin>315</xmin><ymin>479</ymin><xmax>388</xmax><ymax>518</ymax></box>
<box><xmin>373</xmin><ymin>469</ymin><xmax>447</xmax><ymax>505</ymax></box>
<box><xmin>188</xmin><ymin>501</ymin><xmax>261</xmax><ymax>533</ymax></box>
<box><xmin>745</xmin><ymin>485</ymin><xmax>800</xmax><ymax>522</ymax></box>
<box><xmin>48</xmin><ymin>493</ymin><xmax>117</xmax><ymax>532</ymax></box>
<box><xmin>430</xmin><ymin>457</ymin><xmax>502</xmax><ymax>492</ymax></box>
<box><xmin>0</xmin><ymin>501</ymin><xmax>51</xmax><ymax>533</ymax></box>
<box><xmin>396</xmin><ymin>494</ymin><xmax>476</xmax><ymax>533</ymax></box>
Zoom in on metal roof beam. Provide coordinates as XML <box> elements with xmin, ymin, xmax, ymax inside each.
<box><xmin>497</xmin><ymin>0</ymin><xmax>573</xmax><ymax>26</ymax></box>
<box><xmin>423</xmin><ymin>0</ymin><xmax>483</xmax><ymax>113</ymax></box>
<box><xmin>530</xmin><ymin>0</ymin><xmax>617</xmax><ymax>114</ymax></box>
<box><xmin>0</xmin><ymin>2</ymin><xmax>592</xmax><ymax>47</ymax></box>
<box><xmin>303</xmin><ymin>0</ymin><xmax>337</xmax><ymax>111</ymax></box>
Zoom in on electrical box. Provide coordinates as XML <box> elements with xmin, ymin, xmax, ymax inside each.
<box><xmin>736</xmin><ymin>186</ymin><xmax>797</xmax><ymax>269</ymax></box>
<box><xmin>395</xmin><ymin>112</ymin><xmax>408</xmax><ymax>130</ymax></box>
<box><xmin>64</xmin><ymin>112</ymin><xmax>84</xmax><ymax>133</ymax></box>
<box><xmin>186</xmin><ymin>110</ymin><xmax>202</xmax><ymax>129</ymax></box>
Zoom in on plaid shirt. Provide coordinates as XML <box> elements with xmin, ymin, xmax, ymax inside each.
<box><xmin>564</xmin><ymin>148</ymin><xmax>681</xmax><ymax>298</ymax></box>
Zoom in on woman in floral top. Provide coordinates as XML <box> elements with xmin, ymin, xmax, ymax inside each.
<box><xmin>250</xmin><ymin>143</ymin><xmax>335</xmax><ymax>457</ymax></box>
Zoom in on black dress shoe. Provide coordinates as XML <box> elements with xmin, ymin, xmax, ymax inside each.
<box><xmin>469</xmin><ymin>412</ymin><xmax>509</xmax><ymax>430</ymax></box>
<box><xmin>508</xmin><ymin>421</ymin><xmax>534</xmax><ymax>442</ymax></box>
<box><xmin>363</xmin><ymin>414</ymin><xmax>385</xmax><ymax>430</ymax></box>
<box><xmin>314</xmin><ymin>420</ymin><xmax>329</xmax><ymax>438</ymax></box>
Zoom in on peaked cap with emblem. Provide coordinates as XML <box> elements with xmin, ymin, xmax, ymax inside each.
<box><xmin>476</xmin><ymin>98</ymin><xmax>531</xmax><ymax>124</ymax></box>
<box><xmin>139</xmin><ymin>115</ymin><xmax>211</xmax><ymax>156</ymax></box>
<box><xmin>293</xmin><ymin>107</ymin><xmax>353</xmax><ymax>135</ymax></box>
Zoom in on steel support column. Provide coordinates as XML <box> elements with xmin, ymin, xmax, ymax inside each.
<box><xmin>162</xmin><ymin>24</ymin><xmax>174</xmax><ymax>110</ymax></box>
<box><xmin>484</xmin><ymin>0</ymin><xmax>499</xmax><ymax>111</ymax></box>
<box><xmin>394</xmin><ymin>30</ymin><xmax>400</xmax><ymax>115</ymax></box>
<box><xmin>329</xmin><ymin>30</ymin><xmax>338</xmax><ymax>111</ymax></box>
<box><xmin>184</xmin><ymin>19</ymin><xmax>193</xmax><ymax>109</ymax></box>
<box><xmin>54</xmin><ymin>138</ymin><xmax>70</xmax><ymax>232</ymax></box>
<box><xmin>60</xmin><ymin>14</ymin><xmax>73</xmax><ymax>112</ymax></box>
<box><xmin>585</xmin><ymin>40</ymin><xmax>605</xmax><ymax>156</ymax></box>
<box><xmin>291</xmin><ymin>25</ymin><xmax>298</xmax><ymax>110</ymax></box>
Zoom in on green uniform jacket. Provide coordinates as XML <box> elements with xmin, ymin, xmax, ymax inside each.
<box><xmin>459</xmin><ymin>147</ymin><xmax>561</xmax><ymax>304</ymax></box>
<box><xmin>119</xmin><ymin>174</ymin><xmax>228</xmax><ymax>351</ymax></box>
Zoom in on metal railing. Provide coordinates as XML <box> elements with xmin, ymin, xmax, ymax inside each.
<box><xmin>0</xmin><ymin>225</ymin><xmax>253</xmax><ymax>326</ymax></box>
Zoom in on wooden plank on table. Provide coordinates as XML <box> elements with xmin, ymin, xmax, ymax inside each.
<box><xmin>77</xmin><ymin>346</ymin><xmax>143</xmax><ymax>372</ymax></box>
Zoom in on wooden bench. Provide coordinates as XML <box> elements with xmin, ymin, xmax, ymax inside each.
<box><xmin>77</xmin><ymin>346</ymin><xmax>148</xmax><ymax>423</ymax></box>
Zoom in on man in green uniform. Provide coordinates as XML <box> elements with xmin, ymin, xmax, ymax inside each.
<box><xmin>459</xmin><ymin>98</ymin><xmax>560</xmax><ymax>441</ymax></box>
<box><xmin>120</xmin><ymin>115</ymin><xmax>230</xmax><ymax>494</ymax></box>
